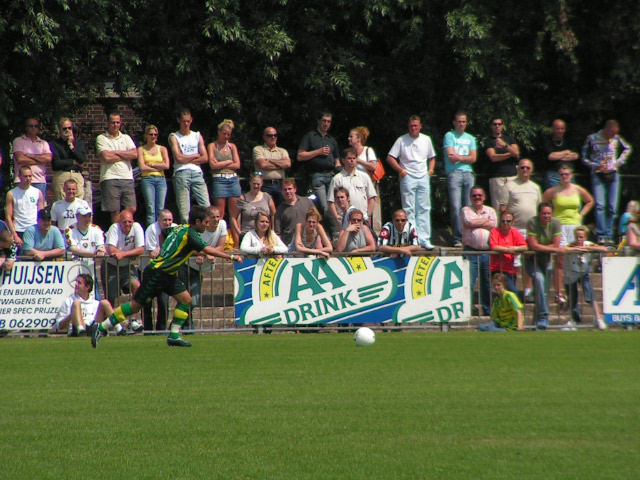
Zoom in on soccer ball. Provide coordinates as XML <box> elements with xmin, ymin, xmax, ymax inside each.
<box><xmin>354</xmin><ymin>327</ymin><xmax>375</xmax><ymax>347</ymax></box>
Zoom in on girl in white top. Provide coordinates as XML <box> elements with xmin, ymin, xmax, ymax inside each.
<box><xmin>240</xmin><ymin>210</ymin><xmax>287</xmax><ymax>256</ymax></box>
<box><xmin>348</xmin><ymin>126</ymin><xmax>379</xmax><ymax>174</ymax></box>
<box><xmin>289</xmin><ymin>207</ymin><xmax>333</xmax><ymax>258</ymax></box>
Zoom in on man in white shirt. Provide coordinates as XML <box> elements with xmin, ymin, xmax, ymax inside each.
<box><xmin>65</xmin><ymin>206</ymin><xmax>106</xmax><ymax>260</ymax></box>
<box><xmin>5</xmin><ymin>166</ymin><xmax>44</xmax><ymax>248</ymax></box>
<box><xmin>386</xmin><ymin>115</ymin><xmax>437</xmax><ymax>250</ymax></box>
<box><xmin>101</xmin><ymin>210</ymin><xmax>144</xmax><ymax>333</ymax></box>
<box><xmin>51</xmin><ymin>179</ymin><xmax>90</xmax><ymax>232</ymax></box>
<box><xmin>54</xmin><ymin>274</ymin><xmax>114</xmax><ymax>337</ymax></box>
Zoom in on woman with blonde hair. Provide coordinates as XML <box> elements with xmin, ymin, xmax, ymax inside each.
<box><xmin>137</xmin><ymin>125</ymin><xmax>170</xmax><ymax>225</ymax></box>
<box><xmin>208</xmin><ymin>119</ymin><xmax>241</xmax><ymax>225</ymax></box>
<box><xmin>239</xmin><ymin>210</ymin><xmax>287</xmax><ymax>256</ymax></box>
<box><xmin>229</xmin><ymin>173</ymin><xmax>275</xmax><ymax>244</ymax></box>
<box><xmin>290</xmin><ymin>207</ymin><xmax>333</xmax><ymax>258</ymax></box>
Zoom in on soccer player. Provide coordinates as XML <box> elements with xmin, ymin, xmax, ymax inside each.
<box><xmin>91</xmin><ymin>205</ymin><xmax>243</xmax><ymax>348</ymax></box>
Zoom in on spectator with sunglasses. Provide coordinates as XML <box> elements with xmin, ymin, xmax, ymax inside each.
<box><xmin>490</xmin><ymin>210</ymin><xmax>528</xmax><ymax>293</ymax></box>
<box><xmin>12</xmin><ymin>117</ymin><xmax>52</xmax><ymax>199</ymax></box>
<box><xmin>483</xmin><ymin>117</ymin><xmax>520</xmax><ymax>212</ymax></box>
<box><xmin>252</xmin><ymin>127</ymin><xmax>290</xmax><ymax>207</ymax></box>
<box><xmin>50</xmin><ymin>117</ymin><xmax>87</xmax><ymax>201</ymax></box>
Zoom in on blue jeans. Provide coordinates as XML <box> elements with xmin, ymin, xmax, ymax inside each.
<box><xmin>141</xmin><ymin>176</ymin><xmax>167</xmax><ymax>226</ymax></box>
<box><xmin>467</xmin><ymin>251</ymin><xmax>491</xmax><ymax>315</ymax></box>
<box><xmin>525</xmin><ymin>258</ymin><xmax>552</xmax><ymax>320</ymax></box>
<box><xmin>400</xmin><ymin>173</ymin><xmax>432</xmax><ymax>246</ymax></box>
<box><xmin>32</xmin><ymin>182</ymin><xmax>47</xmax><ymax>198</ymax></box>
<box><xmin>447</xmin><ymin>171</ymin><xmax>474</xmax><ymax>243</ymax></box>
<box><xmin>565</xmin><ymin>273</ymin><xmax>593</xmax><ymax>324</ymax></box>
<box><xmin>591</xmin><ymin>172</ymin><xmax>619</xmax><ymax>239</ymax></box>
<box><xmin>311</xmin><ymin>172</ymin><xmax>335</xmax><ymax>233</ymax></box>
<box><xmin>173</xmin><ymin>170</ymin><xmax>210</xmax><ymax>224</ymax></box>
<box><xmin>478</xmin><ymin>321</ymin><xmax>506</xmax><ymax>332</ymax></box>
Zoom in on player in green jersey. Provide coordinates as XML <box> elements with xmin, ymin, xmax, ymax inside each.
<box><xmin>91</xmin><ymin>205</ymin><xmax>242</xmax><ymax>347</ymax></box>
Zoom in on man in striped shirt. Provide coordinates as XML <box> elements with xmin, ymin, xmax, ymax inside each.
<box><xmin>92</xmin><ymin>205</ymin><xmax>242</xmax><ymax>348</ymax></box>
<box><xmin>377</xmin><ymin>209</ymin><xmax>421</xmax><ymax>257</ymax></box>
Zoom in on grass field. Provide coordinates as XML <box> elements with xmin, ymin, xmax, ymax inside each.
<box><xmin>1</xmin><ymin>331</ymin><xmax>639</xmax><ymax>479</ymax></box>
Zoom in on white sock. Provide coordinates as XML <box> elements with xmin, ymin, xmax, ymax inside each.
<box><xmin>524</xmin><ymin>288</ymin><xmax>532</xmax><ymax>296</ymax></box>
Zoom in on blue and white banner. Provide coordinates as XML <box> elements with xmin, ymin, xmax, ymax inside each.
<box><xmin>0</xmin><ymin>261</ymin><xmax>91</xmax><ymax>330</ymax></box>
<box><xmin>234</xmin><ymin>256</ymin><xmax>471</xmax><ymax>325</ymax></box>
<box><xmin>603</xmin><ymin>257</ymin><xmax>640</xmax><ymax>324</ymax></box>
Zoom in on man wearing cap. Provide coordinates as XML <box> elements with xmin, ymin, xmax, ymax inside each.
<box><xmin>21</xmin><ymin>209</ymin><xmax>66</xmax><ymax>261</ymax></box>
<box><xmin>64</xmin><ymin>205</ymin><xmax>106</xmax><ymax>260</ymax></box>
<box><xmin>51</xmin><ymin>179</ymin><xmax>90</xmax><ymax>232</ymax></box>
<box><xmin>253</xmin><ymin>126</ymin><xmax>291</xmax><ymax>207</ymax></box>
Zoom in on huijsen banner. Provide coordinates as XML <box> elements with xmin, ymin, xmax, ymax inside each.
<box><xmin>0</xmin><ymin>261</ymin><xmax>93</xmax><ymax>330</ymax></box>
<box><xmin>603</xmin><ymin>257</ymin><xmax>640</xmax><ymax>324</ymax></box>
<box><xmin>234</xmin><ymin>256</ymin><xmax>471</xmax><ymax>326</ymax></box>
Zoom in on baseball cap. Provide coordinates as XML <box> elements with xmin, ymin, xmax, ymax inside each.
<box><xmin>76</xmin><ymin>205</ymin><xmax>92</xmax><ymax>216</ymax></box>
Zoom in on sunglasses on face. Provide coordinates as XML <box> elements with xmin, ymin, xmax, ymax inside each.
<box><xmin>501</xmin><ymin>219</ymin><xmax>513</xmax><ymax>223</ymax></box>
<box><xmin>265</xmin><ymin>133</ymin><xmax>278</xmax><ymax>138</ymax></box>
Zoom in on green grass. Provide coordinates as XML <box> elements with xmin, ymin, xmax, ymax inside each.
<box><xmin>1</xmin><ymin>331</ymin><xmax>639</xmax><ymax>479</ymax></box>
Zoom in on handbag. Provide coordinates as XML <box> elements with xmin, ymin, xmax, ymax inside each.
<box><xmin>367</xmin><ymin>147</ymin><xmax>386</xmax><ymax>182</ymax></box>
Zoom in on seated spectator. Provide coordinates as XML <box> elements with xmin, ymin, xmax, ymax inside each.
<box><xmin>274</xmin><ymin>178</ymin><xmax>315</xmax><ymax>245</ymax></box>
<box><xmin>54</xmin><ymin>274</ymin><xmax>114</xmax><ymax>337</ymax></box>
<box><xmin>50</xmin><ymin>117</ymin><xmax>87</xmax><ymax>201</ymax></box>
<box><xmin>619</xmin><ymin>200</ymin><xmax>639</xmax><ymax>240</ymax></box>
<box><xmin>51</xmin><ymin>179</ymin><xmax>90</xmax><ymax>232</ymax></box>
<box><xmin>138</xmin><ymin>125</ymin><xmax>170</xmax><ymax>226</ymax></box>
<box><xmin>229</xmin><ymin>173</ymin><xmax>275</xmax><ymax>243</ymax></box>
<box><xmin>489</xmin><ymin>210</ymin><xmax>528</xmax><ymax>293</ymax></box>
<box><xmin>332</xmin><ymin>187</ymin><xmax>355</xmax><ymax>234</ymax></box>
<box><xmin>327</xmin><ymin>147</ymin><xmax>376</xmax><ymax>226</ymax></box>
<box><xmin>336</xmin><ymin>209</ymin><xmax>376</xmax><ymax>253</ymax></box>
<box><xmin>142</xmin><ymin>209</ymin><xmax>176</xmax><ymax>331</ymax></box>
<box><xmin>65</xmin><ymin>206</ymin><xmax>106</xmax><ymax>259</ymax></box>
<box><xmin>5</xmin><ymin>166</ymin><xmax>44</xmax><ymax>248</ymax></box>
<box><xmin>0</xmin><ymin>230</ymin><xmax>18</xmax><ymax>272</ymax></box>
<box><xmin>563</xmin><ymin>226</ymin><xmax>608</xmax><ymax>330</ymax></box>
<box><xmin>240</xmin><ymin>211</ymin><xmax>287</xmax><ymax>256</ymax></box>
<box><xmin>377</xmin><ymin>209</ymin><xmax>421</xmax><ymax>257</ymax></box>
<box><xmin>289</xmin><ymin>207</ymin><xmax>333</xmax><ymax>258</ymax></box>
<box><xmin>478</xmin><ymin>273</ymin><xmax>523</xmax><ymax>331</ymax></box>
<box><xmin>101</xmin><ymin>210</ymin><xmax>144</xmax><ymax>334</ymax></box>
<box><xmin>22</xmin><ymin>209</ymin><xmax>65</xmax><ymax>261</ymax></box>
<box><xmin>179</xmin><ymin>206</ymin><xmax>228</xmax><ymax>310</ymax></box>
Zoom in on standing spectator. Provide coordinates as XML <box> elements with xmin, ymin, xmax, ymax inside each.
<box><xmin>274</xmin><ymin>178</ymin><xmax>315</xmax><ymax>245</ymax></box>
<box><xmin>386</xmin><ymin>115</ymin><xmax>437</xmax><ymax>250</ymax></box>
<box><xmin>50</xmin><ymin>117</ymin><xmax>87</xmax><ymax>201</ymax></box>
<box><xmin>483</xmin><ymin>117</ymin><xmax>520</xmax><ymax>211</ymax></box>
<box><xmin>478</xmin><ymin>273</ymin><xmax>524</xmax><ymax>332</ymax></box>
<box><xmin>51</xmin><ymin>179</ymin><xmax>90</xmax><ymax>232</ymax></box>
<box><xmin>443</xmin><ymin>111</ymin><xmax>477</xmax><ymax>247</ymax></box>
<box><xmin>489</xmin><ymin>210</ymin><xmax>528</xmax><ymax>293</ymax></box>
<box><xmin>377</xmin><ymin>208</ymin><xmax>421</xmax><ymax>257</ymax></box>
<box><xmin>289</xmin><ymin>207</ymin><xmax>333</xmax><ymax>258</ymax></box>
<box><xmin>563</xmin><ymin>226</ymin><xmax>608</xmax><ymax>330</ymax></box>
<box><xmin>12</xmin><ymin>117</ymin><xmax>52</xmax><ymax>199</ymax></box>
<box><xmin>336</xmin><ymin>209</ymin><xmax>376</xmax><ymax>254</ymax></box>
<box><xmin>462</xmin><ymin>186</ymin><xmax>497</xmax><ymax>317</ymax></box>
<box><xmin>239</xmin><ymin>211</ymin><xmax>288</xmax><ymax>256</ymax></box>
<box><xmin>138</xmin><ymin>125</ymin><xmax>170</xmax><ymax>226</ymax></box>
<box><xmin>541</xmin><ymin>119</ymin><xmax>580</xmax><ymax>190</ymax></box>
<box><xmin>96</xmin><ymin>112</ymin><xmax>138</xmax><ymax>224</ymax></box>
<box><xmin>297</xmin><ymin>112</ymin><xmax>340</xmax><ymax>232</ymax></box>
<box><xmin>143</xmin><ymin>209</ymin><xmax>176</xmax><ymax>331</ymax></box>
<box><xmin>22</xmin><ymin>209</ymin><xmax>65</xmax><ymax>261</ymax></box>
<box><xmin>65</xmin><ymin>206</ymin><xmax>106</xmax><ymax>261</ymax></box>
<box><xmin>5</xmin><ymin>166</ymin><xmax>44</xmax><ymax>248</ymax></box>
<box><xmin>101</xmin><ymin>210</ymin><xmax>145</xmax><ymax>335</ymax></box>
<box><xmin>503</xmin><ymin>158</ymin><xmax>542</xmax><ymax>300</ymax></box>
<box><xmin>582</xmin><ymin>119</ymin><xmax>632</xmax><ymax>244</ymax></box>
<box><xmin>526</xmin><ymin>202</ymin><xmax>563</xmax><ymax>330</ymax></box>
<box><xmin>229</xmin><ymin>173</ymin><xmax>275</xmax><ymax>245</ymax></box>
<box><xmin>348</xmin><ymin>126</ymin><xmax>381</xmax><ymax>231</ymax></box>
<box><xmin>208</xmin><ymin>119</ymin><xmax>241</xmax><ymax>227</ymax></box>
<box><xmin>543</xmin><ymin>164</ymin><xmax>594</xmax><ymax>306</ymax></box>
<box><xmin>168</xmin><ymin>108</ymin><xmax>210</xmax><ymax>224</ymax></box>
<box><xmin>327</xmin><ymin>147</ymin><xmax>376</xmax><ymax>226</ymax></box>
<box><xmin>252</xmin><ymin>126</ymin><xmax>290</xmax><ymax>207</ymax></box>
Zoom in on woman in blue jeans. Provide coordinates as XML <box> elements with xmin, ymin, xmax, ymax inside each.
<box><xmin>137</xmin><ymin>125</ymin><xmax>169</xmax><ymax>226</ymax></box>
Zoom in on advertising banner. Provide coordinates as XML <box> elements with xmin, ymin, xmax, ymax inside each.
<box><xmin>0</xmin><ymin>261</ymin><xmax>92</xmax><ymax>330</ymax></box>
<box><xmin>234</xmin><ymin>256</ymin><xmax>471</xmax><ymax>326</ymax></box>
<box><xmin>603</xmin><ymin>257</ymin><xmax>640</xmax><ymax>324</ymax></box>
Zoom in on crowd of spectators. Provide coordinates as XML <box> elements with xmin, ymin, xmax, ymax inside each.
<box><xmin>1</xmin><ymin>110</ymin><xmax>636</xmax><ymax>333</ymax></box>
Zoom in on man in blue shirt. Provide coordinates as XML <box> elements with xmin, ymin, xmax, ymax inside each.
<box><xmin>21</xmin><ymin>209</ymin><xmax>65</xmax><ymax>261</ymax></box>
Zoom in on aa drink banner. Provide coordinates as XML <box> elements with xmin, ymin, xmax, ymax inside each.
<box><xmin>234</xmin><ymin>256</ymin><xmax>471</xmax><ymax>326</ymax></box>
<box><xmin>603</xmin><ymin>257</ymin><xmax>640</xmax><ymax>324</ymax></box>
<box><xmin>0</xmin><ymin>261</ymin><xmax>92</xmax><ymax>331</ymax></box>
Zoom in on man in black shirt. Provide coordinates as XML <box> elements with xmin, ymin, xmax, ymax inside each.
<box><xmin>49</xmin><ymin>117</ymin><xmax>87</xmax><ymax>201</ymax></box>
<box><xmin>483</xmin><ymin>117</ymin><xmax>520</xmax><ymax>211</ymax></box>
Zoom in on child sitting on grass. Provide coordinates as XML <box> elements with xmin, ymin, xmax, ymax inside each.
<box><xmin>478</xmin><ymin>273</ymin><xmax>523</xmax><ymax>331</ymax></box>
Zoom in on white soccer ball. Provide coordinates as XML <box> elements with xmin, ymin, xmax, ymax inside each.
<box><xmin>354</xmin><ymin>327</ymin><xmax>376</xmax><ymax>347</ymax></box>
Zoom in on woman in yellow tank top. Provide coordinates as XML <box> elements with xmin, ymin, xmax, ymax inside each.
<box><xmin>137</xmin><ymin>125</ymin><xmax>170</xmax><ymax>226</ymax></box>
<box><xmin>542</xmin><ymin>164</ymin><xmax>594</xmax><ymax>306</ymax></box>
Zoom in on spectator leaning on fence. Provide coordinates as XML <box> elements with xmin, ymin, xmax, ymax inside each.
<box><xmin>0</xmin><ymin>230</ymin><xmax>17</xmax><ymax>272</ymax></box>
<box><xmin>21</xmin><ymin>209</ymin><xmax>65</xmax><ymax>261</ymax></box>
<box><xmin>240</xmin><ymin>210</ymin><xmax>288</xmax><ymax>256</ymax></box>
<box><xmin>377</xmin><ymin>208</ymin><xmax>421</xmax><ymax>257</ymax></box>
<box><xmin>289</xmin><ymin>207</ymin><xmax>333</xmax><ymax>259</ymax></box>
<box><xmin>489</xmin><ymin>209</ymin><xmax>528</xmax><ymax>294</ymax></box>
<box><xmin>336</xmin><ymin>209</ymin><xmax>376</xmax><ymax>254</ymax></box>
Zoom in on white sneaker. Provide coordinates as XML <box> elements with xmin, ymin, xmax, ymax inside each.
<box><xmin>422</xmin><ymin>241</ymin><xmax>435</xmax><ymax>251</ymax></box>
<box><xmin>595</xmin><ymin>317</ymin><xmax>607</xmax><ymax>330</ymax></box>
<box><xmin>130</xmin><ymin>320</ymin><xmax>144</xmax><ymax>333</ymax></box>
<box><xmin>561</xmin><ymin>320</ymin><xmax>577</xmax><ymax>331</ymax></box>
